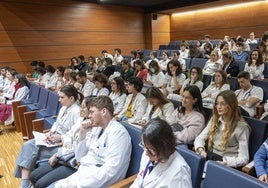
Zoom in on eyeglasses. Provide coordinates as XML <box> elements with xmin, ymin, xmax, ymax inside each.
<box><xmin>139</xmin><ymin>142</ymin><xmax>156</xmax><ymax>156</ymax></box>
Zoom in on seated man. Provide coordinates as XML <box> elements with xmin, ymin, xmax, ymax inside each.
<box><xmin>232</xmin><ymin>41</ymin><xmax>249</xmax><ymax>61</ymax></box>
<box><xmin>52</xmin><ymin>96</ymin><xmax>132</xmax><ymax>187</ymax></box>
<box><xmin>235</xmin><ymin>71</ymin><xmax>263</xmax><ymax>117</ymax></box>
<box><xmin>254</xmin><ymin>137</ymin><xmax>268</xmax><ymax>183</ymax></box>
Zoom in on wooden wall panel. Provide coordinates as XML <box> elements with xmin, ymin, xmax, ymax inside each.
<box><xmin>170</xmin><ymin>1</ymin><xmax>268</xmax><ymax>41</ymax></box>
<box><xmin>0</xmin><ymin>0</ymin><xmax>145</xmax><ymax>74</ymax></box>
<box><xmin>152</xmin><ymin>14</ymin><xmax>170</xmax><ymax>50</ymax></box>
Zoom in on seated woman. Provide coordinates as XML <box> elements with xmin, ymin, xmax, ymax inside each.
<box><xmin>109</xmin><ymin>76</ymin><xmax>127</xmax><ymax>116</ymax></box>
<box><xmin>159</xmin><ymin>51</ymin><xmax>170</xmax><ymax>72</ymax></box>
<box><xmin>14</xmin><ymin>85</ymin><xmax>81</xmax><ymax>188</ymax></box>
<box><xmin>130</xmin><ymin>118</ymin><xmax>192</xmax><ymax>188</ymax></box>
<box><xmin>254</xmin><ymin>137</ymin><xmax>268</xmax><ymax>183</ymax></box>
<box><xmin>194</xmin><ymin>90</ymin><xmax>250</xmax><ymax>168</ymax></box>
<box><xmin>92</xmin><ymin>73</ymin><xmax>110</xmax><ymax>96</ymax></box>
<box><xmin>134</xmin><ymin>59</ymin><xmax>148</xmax><ymax>82</ymax></box>
<box><xmin>201</xmin><ymin>70</ymin><xmax>230</xmax><ymax>104</ymax></box>
<box><xmin>203</xmin><ymin>50</ymin><xmax>222</xmax><ymax>76</ymax></box>
<box><xmin>29</xmin><ymin>96</ymin><xmax>93</xmax><ymax>188</ymax></box>
<box><xmin>116</xmin><ymin>77</ymin><xmax>147</xmax><ymax>124</ymax></box>
<box><xmin>0</xmin><ymin>68</ymin><xmax>17</xmax><ymax>100</ymax></box>
<box><xmin>244</xmin><ymin>49</ymin><xmax>264</xmax><ymax>80</ymax></box>
<box><xmin>0</xmin><ymin>73</ymin><xmax>30</xmax><ymax>125</ymax></box>
<box><xmin>169</xmin><ymin>85</ymin><xmax>206</xmax><ymax>145</ymax></box>
<box><xmin>167</xmin><ymin>67</ymin><xmax>203</xmax><ymax>102</ymax></box>
<box><xmin>139</xmin><ymin>87</ymin><xmax>174</xmax><ymax>126</ymax></box>
<box><xmin>163</xmin><ymin>60</ymin><xmax>186</xmax><ymax>97</ymax></box>
<box><xmin>181</xmin><ymin>66</ymin><xmax>203</xmax><ymax>94</ymax></box>
<box><xmin>144</xmin><ymin>60</ymin><xmax>165</xmax><ymax>88</ymax></box>
<box><xmin>121</xmin><ymin>59</ymin><xmax>134</xmax><ymax>81</ymax></box>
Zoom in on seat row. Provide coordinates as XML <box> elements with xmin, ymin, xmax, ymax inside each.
<box><xmin>12</xmin><ymin>82</ymin><xmax>61</xmax><ymax>139</ymax></box>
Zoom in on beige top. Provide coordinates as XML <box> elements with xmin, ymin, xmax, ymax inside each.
<box><xmin>194</xmin><ymin>117</ymin><xmax>250</xmax><ymax>167</ymax></box>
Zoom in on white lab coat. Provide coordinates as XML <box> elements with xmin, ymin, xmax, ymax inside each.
<box><xmin>6</xmin><ymin>86</ymin><xmax>30</xmax><ymax>104</ymax></box>
<box><xmin>117</xmin><ymin>93</ymin><xmax>148</xmax><ymax>123</ymax></box>
<box><xmin>55</xmin><ymin>119</ymin><xmax>132</xmax><ymax>188</ymax></box>
<box><xmin>81</xmin><ymin>79</ymin><xmax>95</xmax><ymax>97</ymax></box>
<box><xmin>131</xmin><ymin>151</ymin><xmax>192</xmax><ymax>188</ymax></box>
<box><xmin>142</xmin><ymin>102</ymin><xmax>174</xmax><ymax>125</ymax></box>
<box><xmin>109</xmin><ymin>92</ymin><xmax>127</xmax><ymax>115</ymax></box>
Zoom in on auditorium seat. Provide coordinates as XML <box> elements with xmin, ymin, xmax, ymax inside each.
<box><xmin>251</xmin><ymin>79</ymin><xmax>268</xmax><ymax>103</ymax></box>
<box><xmin>202</xmin><ymin>74</ymin><xmax>212</xmax><ymax>91</ymax></box>
<box><xmin>176</xmin><ymin>146</ymin><xmax>206</xmax><ymax>188</ymax></box>
<box><xmin>190</xmin><ymin>58</ymin><xmax>207</xmax><ymax>69</ymax></box>
<box><xmin>203</xmin><ymin>160</ymin><xmax>267</xmax><ymax>188</ymax></box>
<box><xmin>263</xmin><ymin>62</ymin><xmax>268</xmax><ymax>79</ymax></box>
<box><xmin>17</xmin><ymin>87</ymin><xmax>49</xmax><ymax>139</ymax></box>
<box><xmin>229</xmin><ymin>77</ymin><xmax>240</xmax><ymax>91</ymax></box>
<box><xmin>184</xmin><ymin>58</ymin><xmax>192</xmax><ymax>71</ymax></box>
<box><xmin>236</xmin><ymin>60</ymin><xmax>247</xmax><ymax>73</ymax></box>
<box><xmin>243</xmin><ymin>116</ymin><xmax>268</xmax><ymax>161</ymax></box>
<box><xmin>21</xmin><ymin>82</ymin><xmax>40</xmax><ymax>105</ymax></box>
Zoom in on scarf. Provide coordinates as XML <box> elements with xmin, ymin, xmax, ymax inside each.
<box><xmin>13</xmin><ymin>83</ymin><xmax>20</xmax><ymax>99</ymax></box>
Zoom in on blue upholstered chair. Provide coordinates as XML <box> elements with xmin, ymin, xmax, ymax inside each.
<box><xmin>203</xmin><ymin>160</ymin><xmax>267</xmax><ymax>188</ymax></box>
<box><xmin>176</xmin><ymin>146</ymin><xmax>206</xmax><ymax>188</ymax></box>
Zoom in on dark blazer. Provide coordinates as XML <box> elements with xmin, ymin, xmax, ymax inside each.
<box><xmin>223</xmin><ymin>60</ymin><xmax>239</xmax><ymax>77</ymax></box>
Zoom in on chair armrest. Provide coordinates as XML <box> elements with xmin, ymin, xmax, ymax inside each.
<box><xmin>255</xmin><ymin>104</ymin><xmax>264</xmax><ymax>119</ymax></box>
<box><xmin>242</xmin><ymin>161</ymin><xmax>256</xmax><ymax>177</ymax></box>
<box><xmin>108</xmin><ymin>174</ymin><xmax>137</xmax><ymax>188</ymax></box>
<box><xmin>33</xmin><ymin>118</ymin><xmax>44</xmax><ymax>132</ymax></box>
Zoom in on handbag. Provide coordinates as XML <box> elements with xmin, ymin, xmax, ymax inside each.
<box><xmin>170</xmin><ymin>122</ymin><xmax>184</xmax><ymax>132</ymax></box>
<box><xmin>55</xmin><ymin>152</ymin><xmax>77</xmax><ymax>168</ymax></box>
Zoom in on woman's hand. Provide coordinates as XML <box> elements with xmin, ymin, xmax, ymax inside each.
<box><xmin>48</xmin><ymin>154</ymin><xmax>57</xmax><ymax>166</ymax></box>
<box><xmin>217</xmin><ymin>161</ymin><xmax>227</xmax><ymax>166</ymax></box>
<box><xmin>259</xmin><ymin>174</ymin><xmax>268</xmax><ymax>183</ymax></box>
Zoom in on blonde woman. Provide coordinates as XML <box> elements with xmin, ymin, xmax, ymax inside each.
<box><xmin>194</xmin><ymin>90</ymin><xmax>250</xmax><ymax>168</ymax></box>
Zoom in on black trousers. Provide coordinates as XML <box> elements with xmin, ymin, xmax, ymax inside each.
<box><xmin>30</xmin><ymin>163</ymin><xmax>77</xmax><ymax>188</ymax></box>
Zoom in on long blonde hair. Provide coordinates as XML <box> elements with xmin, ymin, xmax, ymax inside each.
<box><xmin>207</xmin><ymin>90</ymin><xmax>242</xmax><ymax>151</ymax></box>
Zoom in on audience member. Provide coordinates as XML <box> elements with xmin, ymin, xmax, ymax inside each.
<box><xmin>75</xmin><ymin>71</ymin><xmax>95</xmax><ymax>97</ymax></box>
<box><xmin>92</xmin><ymin>73</ymin><xmax>109</xmax><ymax>96</ymax></box>
<box><xmin>179</xmin><ymin>42</ymin><xmax>189</xmax><ymax>59</ymax></box>
<box><xmin>109</xmin><ymin>77</ymin><xmax>127</xmax><ymax>116</ymax></box>
<box><xmin>159</xmin><ymin>51</ymin><xmax>170</xmax><ymax>71</ymax></box>
<box><xmin>53</xmin><ymin>96</ymin><xmax>131</xmax><ymax>187</ymax></box>
<box><xmin>121</xmin><ymin>59</ymin><xmax>134</xmax><ymax>81</ymax></box>
<box><xmin>244</xmin><ymin>49</ymin><xmax>264</xmax><ymax>80</ymax></box>
<box><xmin>139</xmin><ymin>87</ymin><xmax>174</xmax><ymax>126</ymax></box>
<box><xmin>202</xmin><ymin>70</ymin><xmax>230</xmax><ymax>103</ymax></box>
<box><xmin>232</xmin><ymin>41</ymin><xmax>249</xmax><ymax>61</ymax></box>
<box><xmin>130</xmin><ymin>118</ymin><xmax>192</xmax><ymax>188</ymax></box>
<box><xmin>145</xmin><ymin>51</ymin><xmax>159</xmax><ymax>68</ymax></box>
<box><xmin>195</xmin><ymin>90</ymin><xmax>250</xmax><ymax>168</ymax></box>
<box><xmin>144</xmin><ymin>60</ymin><xmax>165</xmax><ymax>88</ymax></box>
<box><xmin>203</xmin><ymin>50</ymin><xmax>222</xmax><ymax>75</ymax></box>
<box><xmin>254</xmin><ymin>137</ymin><xmax>268</xmax><ymax>183</ymax></box>
<box><xmin>169</xmin><ymin>85</ymin><xmax>206</xmax><ymax>145</ymax></box>
<box><xmin>235</xmin><ymin>71</ymin><xmax>263</xmax><ymax>117</ymax></box>
<box><xmin>116</xmin><ymin>77</ymin><xmax>147</xmax><ymax>123</ymax></box>
<box><xmin>222</xmin><ymin>50</ymin><xmax>239</xmax><ymax>77</ymax></box>
<box><xmin>14</xmin><ymin>85</ymin><xmax>81</xmax><ymax>188</ymax></box>
<box><xmin>113</xmin><ymin>48</ymin><xmax>123</xmax><ymax>65</ymax></box>
<box><xmin>163</xmin><ymin>60</ymin><xmax>186</xmax><ymax>96</ymax></box>
<box><xmin>246</xmin><ymin>32</ymin><xmax>258</xmax><ymax>44</ymax></box>
<box><xmin>134</xmin><ymin>59</ymin><xmax>148</xmax><ymax>82</ymax></box>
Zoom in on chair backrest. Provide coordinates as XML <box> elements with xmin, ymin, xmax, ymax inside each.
<box><xmin>121</xmin><ymin>122</ymin><xmax>143</xmax><ymax>177</ymax></box>
<box><xmin>249</xmin><ymin>43</ymin><xmax>258</xmax><ymax>51</ymax></box>
<box><xmin>263</xmin><ymin>62</ymin><xmax>268</xmax><ymax>79</ymax></box>
<box><xmin>21</xmin><ymin>83</ymin><xmax>41</xmax><ymax>105</ymax></box>
<box><xmin>203</xmin><ymin>160</ymin><xmax>268</xmax><ymax>188</ymax></box>
<box><xmin>191</xmin><ymin>58</ymin><xmax>207</xmax><ymax>69</ymax></box>
<box><xmin>251</xmin><ymin>79</ymin><xmax>268</xmax><ymax>103</ymax></box>
<box><xmin>184</xmin><ymin>58</ymin><xmax>192</xmax><ymax>71</ymax></box>
<box><xmin>202</xmin><ymin>74</ymin><xmax>212</xmax><ymax>91</ymax></box>
<box><xmin>229</xmin><ymin>77</ymin><xmax>240</xmax><ymax>91</ymax></box>
<box><xmin>26</xmin><ymin>87</ymin><xmax>49</xmax><ymax>111</ymax></box>
<box><xmin>36</xmin><ymin>91</ymin><xmax>59</xmax><ymax>119</ymax></box>
<box><xmin>176</xmin><ymin>146</ymin><xmax>206</xmax><ymax>188</ymax></box>
<box><xmin>243</xmin><ymin>116</ymin><xmax>268</xmax><ymax>161</ymax></box>
<box><xmin>236</xmin><ymin>60</ymin><xmax>247</xmax><ymax>73</ymax></box>
<box><xmin>36</xmin><ymin>87</ymin><xmax>49</xmax><ymax>109</ymax></box>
